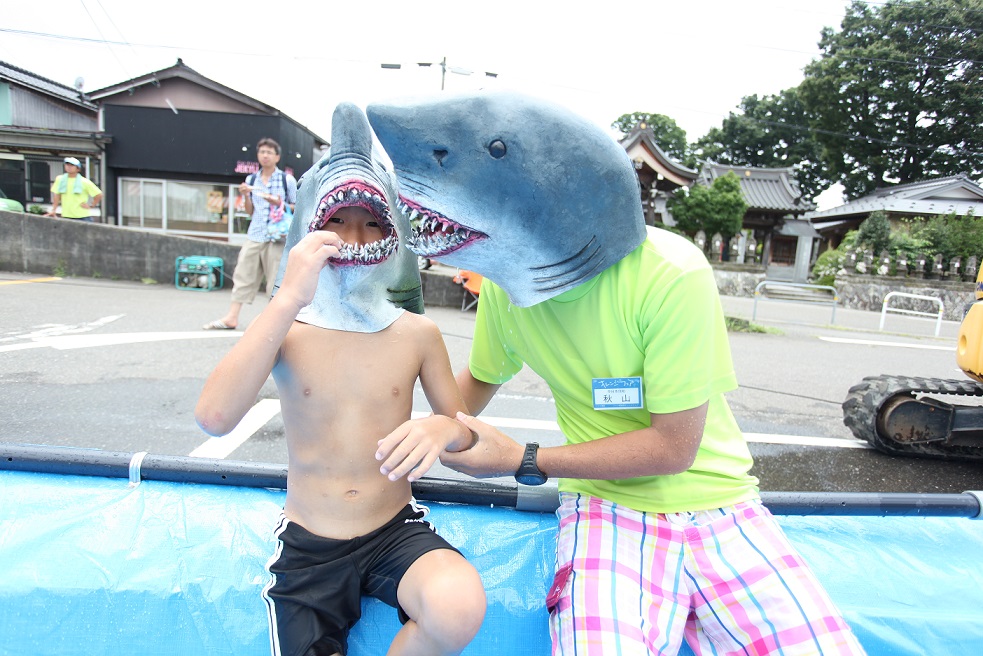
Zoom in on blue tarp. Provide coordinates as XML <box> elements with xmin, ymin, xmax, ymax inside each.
<box><xmin>1</xmin><ymin>470</ymin><xmax>982</xmax><ymax>655</ymax></box>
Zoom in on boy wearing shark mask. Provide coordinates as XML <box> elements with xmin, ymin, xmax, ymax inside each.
<box><xmin>196</xmin><ymin>103</ymin><xmax>485</xmax><ymax>656</ymax></box>
<box><xmin>370</xmin><ymin>92</ymin><xmax>865</xmax><ymax>656</ymax></box>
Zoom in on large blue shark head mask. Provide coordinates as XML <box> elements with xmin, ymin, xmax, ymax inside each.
<box><xmin>366</xmin><ymin>91</ymin><xmax>646</xmax><ymax>307</ymax></box>
<box><xmin>272</xmin><ymin>102</ymin><xmax>422</xmax><ymax>333</ymax></box>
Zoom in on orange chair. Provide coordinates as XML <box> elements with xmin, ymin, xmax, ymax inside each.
<box><xmin>453</xmin><ymin>270</ymin><xmax>483</xmax><ymax>311</ymax></box>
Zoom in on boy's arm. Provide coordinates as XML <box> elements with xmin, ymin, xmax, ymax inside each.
<box><xmin>455</xmin><ymin>367</ymin><xmax>501</xmax><ymax>416</ymax></box>
<box><xmin>376</xmin><ymin>324</ymin><xmax>475</xmax><ymax>482</ymax></box>
<box><xmin>195</xmin><ymin>231</ymin><xmax>341</xmax><ymax>436</ymax></box>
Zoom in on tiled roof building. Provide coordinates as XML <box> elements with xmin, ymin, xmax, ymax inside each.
<box><xmin>808</xmin><ymin>174</ymin><xmax>983</xmax><ymax>246</ymax></box>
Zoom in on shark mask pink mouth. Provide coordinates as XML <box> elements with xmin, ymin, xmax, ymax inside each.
<box><xmin>312</xmin><ymin>181</ymin><xmax>399</xmax><ymax>266</ymax></box>
<box><xmin>398</xmin><ymin>197</ymin><xmax>485</xmax><ymax>258</ymax></box>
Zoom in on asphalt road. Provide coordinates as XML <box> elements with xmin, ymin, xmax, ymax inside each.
<box><xmin>2</xmin><ymin>271</ymin><xmax>982</xmax><ymax>494</ymax></box>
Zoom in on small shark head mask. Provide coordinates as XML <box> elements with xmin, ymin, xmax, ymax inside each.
<box><xmin>366</xmin><ymin>91</ymin><xmax>646</xmax><ymax>307</ymax></box>
<box><xmin>272</xmin><ymin>102</ymin><xmax>422</xmax><ymax>333</ymax></box>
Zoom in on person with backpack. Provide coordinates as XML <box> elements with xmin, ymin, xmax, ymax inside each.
<box><xmin>204</xmin><ymin>137</ymin><xmax>297</xmax><ymax>330</ymax></box>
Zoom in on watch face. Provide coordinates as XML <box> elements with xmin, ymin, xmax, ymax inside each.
<box><xmin>515</xmin><ymin>471</ymin><xmax>547</xmax><ymax>486</ymax></box>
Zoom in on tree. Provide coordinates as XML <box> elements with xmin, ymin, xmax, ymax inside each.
<box><xmin>611</xmin><ymin>112</ymin><xmax>693</xmax><ymax>167</ymax></box>
<box><xmin>666</xmin><ymin>171</ymin><xmax>747</xmax><ymax>240</ymax></box>
<box><xmin>911</xmin><ymin>210</ymin><xmax>983</xmax><ymax>264</ymax></box>
<box><xmin>799</xmin><ymin>0</ymin><xmax>983</xmax><ymax>198</ymax></box>
<box><xmin>856</xmin><ymin>210</ymin><xmax>891</xmax><ymax>255</ymax></box>
<box><xmin>691</xmin><ymin>88</ymin><xmax>831</xmax><ymax>202</ymax></box>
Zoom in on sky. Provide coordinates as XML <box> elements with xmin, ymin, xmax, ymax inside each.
<box><xmin>1</xmin><ymin>0</ymin><xmax>856</xmax><ymax>205</ymax></box>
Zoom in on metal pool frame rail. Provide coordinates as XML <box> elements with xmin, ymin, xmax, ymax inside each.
<box><xmin>2</xmin><ymin>443</ymin><xmax>980</xmax><ymax>518</ymax></box>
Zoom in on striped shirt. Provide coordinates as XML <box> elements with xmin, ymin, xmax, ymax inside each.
<box><xmin>245</xmin><ymin>168</ymin><xmax>297</xmax><ymax>243</ymax></box>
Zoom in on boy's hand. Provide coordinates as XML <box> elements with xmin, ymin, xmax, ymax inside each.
<box><xmin>277</xmin><ymin>231</ymin><xmax>342</xmax><ymax>310</ymax></box>
<box><xmin>376</xmin><ymin>415</ymin><xmax>471</xmax><ymax>483</ymax></box>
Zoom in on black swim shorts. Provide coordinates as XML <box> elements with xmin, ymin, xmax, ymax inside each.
<box><xmin>263</xmin><ymin>501</ymin><xmax>459</xmax><ymax>656</ymax></box>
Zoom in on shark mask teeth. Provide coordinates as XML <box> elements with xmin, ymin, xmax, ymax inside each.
<box><xmin>334</xmin><ymin>236</ymin><xmax>398</xmax><ymax>264</ymax></box>
<box><xmin>312</xmin><ymin>183</ymin><xmax>399</xmax><ymax>266</ymax></box>
<box><xmin>398</xmin><ymin>198</ymin><xmax>485</xmax><ymax>257</ymax></box>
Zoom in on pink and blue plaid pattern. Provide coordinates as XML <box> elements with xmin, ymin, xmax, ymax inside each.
<box><xmin>549</xmin><ymin>494</ymin><xmax>866</xmax><ymax>655</ymax></box>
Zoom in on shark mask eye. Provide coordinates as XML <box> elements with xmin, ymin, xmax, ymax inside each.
<box><xmin>488</xmin><ymin>139</ymin><xmax>507</xmax><ymax>159</ymax></box>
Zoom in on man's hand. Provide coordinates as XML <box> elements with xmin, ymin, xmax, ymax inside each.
<box><xmin>376</xmin><ymin>414</ymin><xmax>472</xmax><ymax>483</ymax></box>
<box><xmin>438</xmin><ymin>412</ymin><xmax>525</xmax><ymax>479</ymax></box>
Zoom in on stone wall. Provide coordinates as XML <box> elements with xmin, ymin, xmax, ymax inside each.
<box><xmin>712</xmin><ymin>264</ymin><xmax>975</xmax><ymax>321</ymax></box>
<box><xmin>711</xmin><ymin>263</ymin><xmax>767</xmax><ymax>298</ymax></box>
<box><xmin>0</xmin><ymin>209</ymin><xmax>466</xmax><ymax>308</ymax></box>
<box><xmin>0</xmin><ymin>210</ymin><xmax>240</xmax><ymax>286</ymax></box>
<box><xmin>833</xmin><ymin>273</ymin><xmax>974</xmax><ymax>321</ymax></box>
<box><xmin>2</xmin><ymin>210</ymin><xmax>974</xmax><ymax>316</ymax></box>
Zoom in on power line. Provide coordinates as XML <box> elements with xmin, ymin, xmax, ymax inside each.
<box><xmin>722</xmin><ymin>116</ymin><xmax>983</xmax><ymax>158</ymax></box>
<box><xmin>78</xmin><ymin>0</ymin><xmax>130</xmax><ymax>80</ymax></box>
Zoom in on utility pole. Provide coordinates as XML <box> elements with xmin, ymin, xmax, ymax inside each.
<box><xmin>381</xmin><ymin>57</ymin><xmax>496</xmax><ymax>92</ymax></box>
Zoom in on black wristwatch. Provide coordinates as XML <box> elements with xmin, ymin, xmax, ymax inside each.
<box><xmin>514</xmin><ymin>442</ymin><xmax>548</xmax><ymax>486</ymax></box>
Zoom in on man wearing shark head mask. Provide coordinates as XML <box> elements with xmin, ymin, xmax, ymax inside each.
<box><xmin>196</xmin><ymin>104</ymin><xmax>485</xmax><ymax>656</ymax></box>
<box><xmin>371</xmin><ymin>92</ymin><xmax>865</xmax><ymax>655</ymax></box>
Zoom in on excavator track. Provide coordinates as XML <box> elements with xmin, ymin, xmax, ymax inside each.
<box><xmin>843</xmin><ymin>375</ymin><xmax>983</xmax><ymax>461</ymax></box>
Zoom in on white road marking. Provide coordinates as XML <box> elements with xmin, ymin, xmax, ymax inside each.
<box><xmin>819</xmin><ymin>336</ymin><xmax>954</xmax><ymax>351</ymax></box>
<box><xmin>744</xmin><ymin>432</ymin><xmax>870</xmax><ymax>449</ymax></box>
<box><xmin>187</xmin><ymin>407</ymin><xmax>872</xmax><ymax>460</ymax></box>
<box><xmin>190</xmin><ymin>399</ymin><xmax>282</xmax><ymax>459</ymax></box>
<box><xmin>411</xmin><ymin>411</ymin><xmax>559</xmax><ymax>431</ymax></box>
<box><xmin>0</xmin><ymin>314</ymin><xmax>126</xmax><ymax>343</ymax></box>
<box><xmin>412</xmin><ymin>412</ymin><xmax>869</xmax><ymax>449</ymax></box>
<box><xmin>0</xmin><ymin>330</ymin><xmax>241</xmax><ymax>353</ymax></box>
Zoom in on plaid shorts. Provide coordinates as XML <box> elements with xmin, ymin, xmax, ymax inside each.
<box><xmin>549</xmin><ymin>494</ymin><xmax>866</xmax><ymax>655</ymax></box>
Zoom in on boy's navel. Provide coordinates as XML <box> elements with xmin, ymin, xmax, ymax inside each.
<box><xmin>391</xmin><ymin>386</ymin><xmax>399</xmax><ymax>397</ymax></box>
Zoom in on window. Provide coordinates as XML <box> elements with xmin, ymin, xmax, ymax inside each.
<box><xmin>0</xmin><ymin>157</ymin><xmax>25</xmax><ymax>204</ymax></box>
<box><xmin>165</xmin><ymin>181</ymin><xmax>230</xmax><ymax>234</ymax></box>
<box><xmin>119</xmin><ymin>177</ymin><xmax>241</xmax><ymax>236</ymax></box>
<box><xmin>27</xmin><ymin>161</ymin><xmax>50</xmax><ymax>204</ymax></box>
<box><xmin>121</xmin><ymin>179</ymin><xmax>162</xmax><ymax>229</ymax></box>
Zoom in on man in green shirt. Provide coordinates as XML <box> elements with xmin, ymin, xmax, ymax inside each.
<box><xmin>46</xmin><ymin>157</ymin><xmax>102</xmax><ymax>221</ymax></box>
<box><xmin>370</xmin><ymin>91</ymin><xmax>866</xmax><ymax>655</ymax></box>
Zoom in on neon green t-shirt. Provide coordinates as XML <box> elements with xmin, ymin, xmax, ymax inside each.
<box><xmin>469</xmin><ymin>226</ymin><xmax>759</xmax><ymax>513</ymax></box>
<box><xmin>51</xmin><ymin>174</ymin><xmax>102</xmax><ymax>219</ymax></box>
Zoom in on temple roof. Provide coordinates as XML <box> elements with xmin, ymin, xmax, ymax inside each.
<box><xmin>808</xmin><ymin>174</ymin><xmax>983</xmax><ymax>223</ymax></box>
<box><xmin>700</xmin><ymin>162</ymin><xmax>815</xmax><ymax>214</ymax></box>
<box><xmin>619</xmin><ymin>128</ymin><xmax>698</xmax><ymax>187</ymax></box>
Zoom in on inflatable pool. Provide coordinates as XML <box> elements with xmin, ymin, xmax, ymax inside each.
<box><xmin>2</xmin><ymin>443</ymin><xmax>981</xmax><ymax>655</ymax></box>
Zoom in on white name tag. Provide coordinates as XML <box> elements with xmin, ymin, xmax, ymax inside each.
<box><xmin>592</xmin><ymin>377</ymin><xmax>643</xmax><ymax>410</ymax></box>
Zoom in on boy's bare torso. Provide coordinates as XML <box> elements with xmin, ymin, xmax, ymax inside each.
<box><xmin>273</xmin><ymin>312</ymin><xmax>431</xmax><ymax>540</ymax></box>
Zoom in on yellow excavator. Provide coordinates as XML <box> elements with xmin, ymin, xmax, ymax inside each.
<box><xmin>843</xmin><ymin>267</ymin><xmax>983</xmax><ymax>460</ymax></box>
